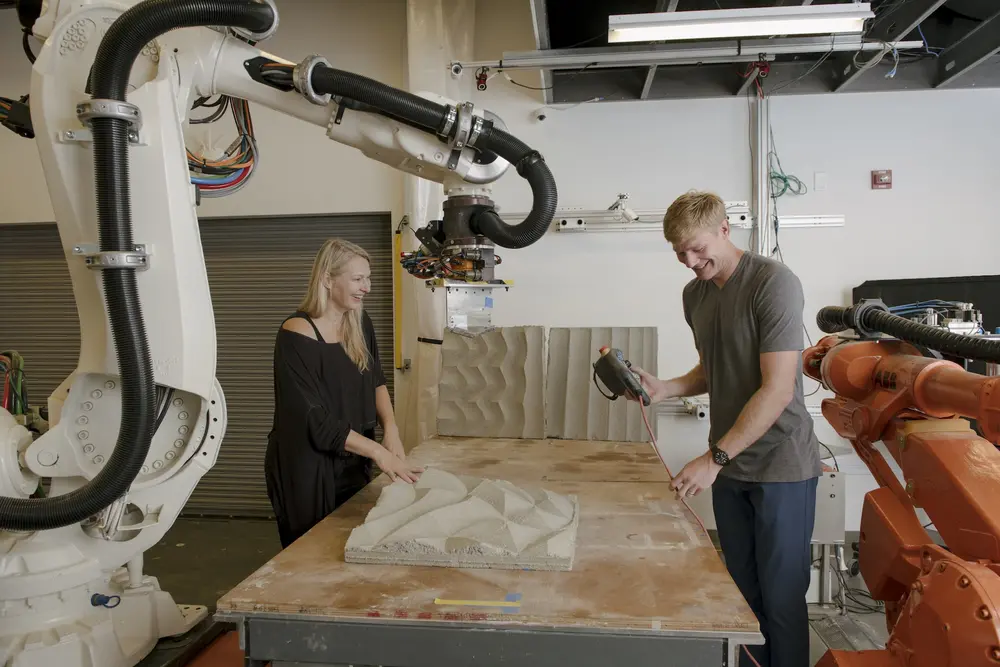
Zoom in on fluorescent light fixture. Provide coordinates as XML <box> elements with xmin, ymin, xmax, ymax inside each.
<box><xmin>608</xmin><ymin>4</ymin><xmax>874</xmax><ymax>43</ymax></box>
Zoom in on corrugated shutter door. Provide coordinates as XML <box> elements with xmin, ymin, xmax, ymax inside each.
<box><xmin>190</xmin><ymin>213</ymin><xmax>394</xmax><ymax>517</ymax></box>
<box><xmin>0</xmin><ymin>213</ymin><xmax>394</xmax><ymax>518</ymax></box>
<box><xmin>0</xmin><ymin>224</ymin><xmax>80</xmax><ymax>411</ymax></box>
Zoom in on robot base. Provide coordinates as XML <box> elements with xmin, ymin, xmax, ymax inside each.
<box><xmin>1</xmin><ymin>567</ymin><xmax>207</xmax><ymax>667</ymax></box>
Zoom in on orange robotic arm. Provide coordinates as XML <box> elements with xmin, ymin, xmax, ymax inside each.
<box><xmin>803</xmin><ymin>301</ymin><xmax>1000</xmax><ymax>667</ymax></box>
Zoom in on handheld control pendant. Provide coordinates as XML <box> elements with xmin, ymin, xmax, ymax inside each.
<box><xmin>592</xmin><ymin>346</ymin><xmax>651</xmax><ymax>406</ymax></box>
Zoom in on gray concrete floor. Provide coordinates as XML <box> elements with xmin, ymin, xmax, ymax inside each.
<box><xmin>144</xmin><ymin>518</ymin><xmax>889</xmax><ymax>666</ymax></box>
<box><xmin>145</xmin><ymin>516</ymin><xmax>282</xmax><ymax>613</ymax></box>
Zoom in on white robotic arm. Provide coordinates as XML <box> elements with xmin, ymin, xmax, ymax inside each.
<box><xmin>0</xmin><ymin>1</ymin><xmax>556</xmax><ymax>666</ymax></box>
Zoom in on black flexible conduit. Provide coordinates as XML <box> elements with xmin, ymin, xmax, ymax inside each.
<box><xmin>0</xmin><ymin>0</ymin><xmax>275</xmax><ymax>531</ymax></box>
<box><xmin>817</xmin><ymin>301</ymin><xmax>1000</xmax><ymax>365</ymax></box>
<box><xmin>310</xmin><ymin>67</ymin><xmax>557</xmax><ymax>249</ymax></box>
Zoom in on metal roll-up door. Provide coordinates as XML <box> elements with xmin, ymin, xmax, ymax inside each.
<box><xmin>0</xmin><ymin>224</ymin><xmax>80</xmax><ymax>411</ymax></box>
<box><xmin>0</xmin><ymin>213</ymin><xmax>394</xmax><ymax>518</ymax></box>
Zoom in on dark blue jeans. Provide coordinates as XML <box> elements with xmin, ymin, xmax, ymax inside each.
<box><xmin>712</xmin><ymin>474</ymin><xmax>818</xmax><ymax>667</ymax></box>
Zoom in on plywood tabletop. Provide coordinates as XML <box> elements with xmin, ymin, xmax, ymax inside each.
<box><xmin>216</xmin><ymin>436</ymin><xmax>759</xmax><ymax>638</ymax></box>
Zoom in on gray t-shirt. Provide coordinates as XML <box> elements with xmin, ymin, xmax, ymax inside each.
<box><xmin>682</xmin><ymin>252</ymin><xmax>822</xmax><ymax>483</ymax></box>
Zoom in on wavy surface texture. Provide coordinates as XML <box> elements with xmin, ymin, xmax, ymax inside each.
<box><xmin>436</xmin><ymin>327</ymin><xmax>545</xmax><ymax>438</ymax></box>
<box><xmin>344</xmin><ymin>468</ymin><xmax>579</xmax><ymax>570</ymax></box>
<box><xmin>545</xmin><ymin>327</ymin><xmax>658</xmax><ymax>442</ymax></box>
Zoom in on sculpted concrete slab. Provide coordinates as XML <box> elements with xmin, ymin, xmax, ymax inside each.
<box><xmin>344</xmin><ymin>468</ymin><xmax>579</xmax><ymax>571</ymax></box>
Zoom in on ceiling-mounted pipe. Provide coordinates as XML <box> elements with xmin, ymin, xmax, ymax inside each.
<box><xmin>455</xmin><ymin>35</ymin><xmax>924</xmax><ymax>72</ymax></box>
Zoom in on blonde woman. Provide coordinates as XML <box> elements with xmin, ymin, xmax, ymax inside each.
<box><xmin>265</xmin><ymin>238</ymin><xmax>422</xmax><ymax>548</ymax></box>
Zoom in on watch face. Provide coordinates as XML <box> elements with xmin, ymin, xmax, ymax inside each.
<box><xmin>713</xmin><ymin>448</ymin><xmax>729</xmax><ymax>465</ymax></box>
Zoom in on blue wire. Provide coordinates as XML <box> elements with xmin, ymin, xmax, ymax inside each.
<box><xmin>917</xmin><ymin>24</ymin><xmax>940</xmax><ymax>57</ymax></box>
<box><xmin>191</xmin><ymin>168</ymin><xmax>245</xmax><ymax>186</ymax></box>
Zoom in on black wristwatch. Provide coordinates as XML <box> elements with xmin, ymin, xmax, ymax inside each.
<box><xmin>709</xmin><ymin>444</ymin><xmax>731</xmax><ymax>467</ymax></box>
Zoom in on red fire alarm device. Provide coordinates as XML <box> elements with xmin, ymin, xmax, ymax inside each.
<box><xmin>872</xmin><ymin>169</ymin><xmax>892</xmax><ymax>189</ymax></box>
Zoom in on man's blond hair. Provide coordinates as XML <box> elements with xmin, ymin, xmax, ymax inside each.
<box><xmin>662</xmin><ymin>190</ymin><xmax>727</xmax><ymax>245</ymax></box>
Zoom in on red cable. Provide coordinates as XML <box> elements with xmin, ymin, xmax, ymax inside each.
<box><xmin>637</xmin><ymin>400</ymin><xmax>763</xmax><ymax>667</ymax></box>
<box><xmin>1</xmin><ymin>369</ymin><xmax>10</xmax><ymax>412</ymax></box>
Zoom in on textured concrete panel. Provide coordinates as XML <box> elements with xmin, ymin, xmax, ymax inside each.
<box><xmin>344</xmin><ymin>468</ymin><xmax>579</xmax><ymax>571</ymax></box>
<box><xmin>545</xmin><ymin>327</ymin><xmax>658</xmax><ymax>442</ymax></box>
<box><xmin>436</xmin><ymin>327</ymin><xmax>545</xmax><ymax>438</ymax></box>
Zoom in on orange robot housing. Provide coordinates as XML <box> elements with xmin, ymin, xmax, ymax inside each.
<box><xmin>803</xmin><ymin>328</ymin><xmax>1000</xmax><ymax>667</ymax></box>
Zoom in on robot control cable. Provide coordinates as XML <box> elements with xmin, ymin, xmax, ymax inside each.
<box><xmin>636</xmin><ymin>399</ymin><xmax>764</xmax><ymax>667</ymax></box>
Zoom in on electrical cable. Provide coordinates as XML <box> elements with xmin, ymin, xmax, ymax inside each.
<box><xmin>636</xmin><ymin>400</ymin><xmax>763</xmax><ymax>667</ymax></box>
<box><xmin>819</xmin><ymin>441</ymin><xmax>839</xmax><ymax>472</ymax></box>
<box><xmin>22</xmin><ymin>28</ymin><xmax>36</xmax><ymax>64</ymax></box>
<box><xmin>0</xmin><ymin>351</ymin><xmax>28</xmax><ymax>415</ymax></box>
<box><xmin>186</xmin><ymin>96</ymin><xmax>259</xmax><ymax>197</ymax></box>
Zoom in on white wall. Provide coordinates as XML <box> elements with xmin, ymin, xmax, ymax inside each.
<box><xmin>470</xmin><ymin>0</ymin><xmax>1000</xmax><ymax>531</ymax></box>
<box><xmin>0</xmin><ymin>0</ymin><xmax>408</xmax><ymax>224</ymax></box>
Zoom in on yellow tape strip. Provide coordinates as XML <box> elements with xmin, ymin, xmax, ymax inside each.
<box><xmin>392</xmin><ymin>229</ymin><xmax>403</xmax><ymax>370</ymax></box>
<box><xmin>433</xmin><ymin>598</ymin><xmax>521</xmax><ymax>608</ymax></box>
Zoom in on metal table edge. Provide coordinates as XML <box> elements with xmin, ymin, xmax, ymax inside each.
<box><xmin>213</xmin><ymin>609</ymin><xmax>764</xmax><ymax>645</ymax></box>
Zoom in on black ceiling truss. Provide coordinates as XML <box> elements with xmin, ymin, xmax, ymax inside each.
<box><xmin>523</xmin><ymin>0</ymin><xmax>1000</xmax><ymax>102</ymax></box>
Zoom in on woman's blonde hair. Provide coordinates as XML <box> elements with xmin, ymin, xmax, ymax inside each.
<box><xmin>299</xmin><ymin>238</ymin><xmax>372</xmax><ymax>372</ymax></box>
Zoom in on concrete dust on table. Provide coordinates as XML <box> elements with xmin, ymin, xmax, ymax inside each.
<box><xmin>436</xmin><ymin>326</ymin><xmax>546</xmax><ymax>438</ymax></box>
<box><xmin>344</xmin><ymin>468</ymin><xmax>579</xmax><ymax>571</ymax></box>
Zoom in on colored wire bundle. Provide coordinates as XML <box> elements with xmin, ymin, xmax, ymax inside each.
<box><xmin>400</xmin><ymin>248</ymin><xmax>502</xmax><ymax>281</ymax></box>
<box><xmin>0</xmin><ymin>96</ymin><xmax>11</xmax><ymax>122</ymax></box>
<box><xmin>0</xmin><ymin>351</ymin><xmax>28</xmax><ymax>415</ymax></box>
<box><xmin>186</xmin><ymin>95</ymin><xmax>259</xmax><ymax>198</ymax></box>
<box><xmin>399</xmin><ymin>249</ymin><xmax>443</xmax><ymax>279</ymax></box>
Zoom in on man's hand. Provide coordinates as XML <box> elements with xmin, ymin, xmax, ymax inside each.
<box><xmin>670</xmin><ymin>451</ymin><xmax>722</xmax><ymax>499</ymax></box>
<box><xmin>631</xmin><ymin>367</ymin><xmax>670</xmax><ymax>403</ymax></box>
<box><xmin>382</xmin><ymin>425</ymin><xmax>406</xmax><ymax>462</ymax></box>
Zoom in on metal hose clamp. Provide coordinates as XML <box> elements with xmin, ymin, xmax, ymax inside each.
<box><xmin>293</xmin><ymin>54</ymin><xmax>332</xmax><ymax>106</ymax></box>
<box><xmin>73</xmin><ymin>243</ymin><xmax>150</xmax><ymax>271</ymax></box>
<box><xmin>445</xmin><ymin>102</ymin><xmax>475</xmax><ymax>170</ymax></box>
<box><xmin>76</xmin><ymin>99</ymin><xmax>142</xmax><ymax>130</ymax></box>
<box><xmin>467</xmin><ymin>114</ymin><xmax>484</xmax><ymax>148</ymax></box>
<box><xmin>851</xmin><ymin>299</ymin><xmax>890</xmax><ymax>339</ymax></box>
<box><xmin>438</xmin><ymin>105</ymin><xmax>457</xmax><ymax>141</ymax></box>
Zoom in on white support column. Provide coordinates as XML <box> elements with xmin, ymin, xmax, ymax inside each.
<box><xmin>751</xmin><ymin>95</ymin><xmax>772</xmax><ymax>257</ymax></box>
<box><xmin>397</xmin><ymin>0</ymin><xmax>477</xmax><ymax>450</ymax></box>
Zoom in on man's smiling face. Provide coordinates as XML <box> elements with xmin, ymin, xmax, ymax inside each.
<box><xmin>672</xmin><ymin>224</ymin><xmax>729</xmax><ymax>282</ymax></box>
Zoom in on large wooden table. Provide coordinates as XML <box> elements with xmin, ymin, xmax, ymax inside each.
<box><xmin>215</xmin><ymin>436</ymin><xmax>762</xmax><ymax>666</ymax></box>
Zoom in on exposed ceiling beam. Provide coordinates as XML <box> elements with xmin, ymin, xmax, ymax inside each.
<box><xmin>528</xmin><ymin>0</ymin><xmax>553</xmax><ymax>105</ymax></box>
<box><xmin>937</xmin><ymin>9</ymin><xmax>1000</xmax><ymax>87</ymax></box>
<box><xmin>641</xmin><ymin>65</ymin><xmax>658</xmax><ymax>99</ymax></box>
<box><xmin>550</xmin><ymin>56</ymin><xmax>1000</xmax><ymax>104</ymax></box>
<box><xmin>639</xmin><ymin>0</ymin><xmax>675</xmax><ymax>101</ymax></box>
<box><xmin>830</xmin><ymin>0</ymin><xmax>947</xmax><ymax>92</ymax></box>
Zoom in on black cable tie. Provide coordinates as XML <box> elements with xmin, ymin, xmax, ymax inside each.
<box><xmin>417</xmin><ymin>337</ymin><xmax>443</xmax><ymax>345</ymax></box>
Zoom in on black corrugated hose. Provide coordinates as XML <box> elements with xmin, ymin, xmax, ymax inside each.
<box><xmin>817</xmin><ymin>301</ymin><xmax>1000</xmax><ymax>364</ymax></box>
<box><xmin>310</xmin><ymin>66</ymin><xmax>557</xmax><ymax>249</ymax></box>
<box><xmin>0</xmin><ymin>0</ymin><xmax>275</xmax><ymax>531</ymax></box>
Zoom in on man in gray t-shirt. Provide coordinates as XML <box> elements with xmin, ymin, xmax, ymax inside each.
<box><xmin>634</xmin><ymin>190</ymin><xmax>821</xmax><ymax>667</ymax></box>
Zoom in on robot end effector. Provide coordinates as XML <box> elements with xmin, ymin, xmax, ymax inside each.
<box><xmin>267</xmin><ymin>34</ymin><xmax>556</xmax><ymax>283</ymax></box>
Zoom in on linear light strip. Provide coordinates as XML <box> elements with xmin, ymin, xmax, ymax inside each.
<box><xmin>608</xmin><ymin>5</ymin><xmax>874</xmax><ymax>43</ymax></box>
